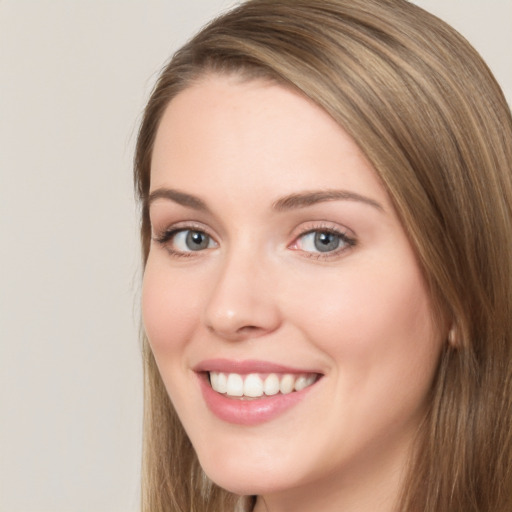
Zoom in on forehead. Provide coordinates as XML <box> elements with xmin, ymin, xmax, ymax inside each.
<box><xmin>150</xmin><ymin>74</ymin><xmax>388</xmax><ymax>208</ymax></box>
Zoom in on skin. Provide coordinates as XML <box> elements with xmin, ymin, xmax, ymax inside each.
<box><xmin>142</xmin><ymin>74</ymin><xmax>445</xmax><ymax>512</ymax></box>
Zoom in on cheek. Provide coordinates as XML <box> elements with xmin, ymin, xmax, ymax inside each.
<box><xmin>284</xmin><ymin>256</ymin><xmax>440</xmax><ymax>389</ymax></box>
<box><xmin>141</xmin><ymin>257</ymin><xmax>199</xmax><ymax>358</ymax></box>
<box><xmin>278</xmin><ymin>260</ymin><xmax>442</xmax><ymax>465</ymax></box>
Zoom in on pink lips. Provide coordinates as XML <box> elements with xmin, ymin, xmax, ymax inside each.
<box><xmin>195</xmin><ymin>359</ymin><xmax>321</xmax><ymax>425</ymax></box>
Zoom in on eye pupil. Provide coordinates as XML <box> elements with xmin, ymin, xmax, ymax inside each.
<box><xmin>314</xmin><ymin>232</ymin><xmax>340</xmax><ymax>252</ymax></box>
<box><xmin>186</xmin><ymin>231</ymin><xmax>210</xmax><ymax>250</ymax></box>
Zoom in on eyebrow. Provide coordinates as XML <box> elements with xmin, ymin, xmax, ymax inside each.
<box><xmin>272</xmin><ymin>190</ymin><xmax>384</xmax><ymax>212</ymax></box>
<box><xmin>147</xmin><ymin>188</ymin><xmax>210</xmax><ymax>213</ymax></box>
<box><xmin>146</xmin><ymin>187</ymin><xmax>384</xmax><ymax>213</ymax></box>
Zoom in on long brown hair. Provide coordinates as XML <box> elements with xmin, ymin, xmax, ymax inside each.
<box><xmin>134</xmin><ymin>1</ymin><xmax>512</xmax><ymax>510</ymax></box>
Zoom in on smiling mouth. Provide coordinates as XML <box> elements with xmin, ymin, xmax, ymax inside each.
<box><xmin>208</xmin><ymin>371</ymin><xmax>320</xmax><ymax>399</ymax></box>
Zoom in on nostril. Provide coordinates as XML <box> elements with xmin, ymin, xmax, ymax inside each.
<box><xmin>238</xmin><ymin>325</ymin><xmax>260</xmax><ymax>333</ymax></box>
<box><xmin>206</xmin><ymin>322</ymin><xmax>274</xmax><ymax>341</ymax></box>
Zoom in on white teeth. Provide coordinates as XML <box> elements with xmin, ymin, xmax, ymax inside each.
<box><xmin>216</xmin><ymin>372</ymin><xmax>227</xmax><ymax>394</ymax></box>
<box><xmin>264</xmin><ymin>374</ymin><xmax>280</xmax><ymax>396</ymax></box>
<box><xmin>294</xmin><ymin>375</ymin><xmax>309</xmax><ymax>391</ymax></box>
<box><xmin>294</xmin><ymin>375</ymin><xmax>316</xmax><ymax>391</ymax></box>
<box><xmin>244</xmin><ymin>374</ymin><xmax>264</xmax><ymax>397</ymax></box>
<box><xmin>209</xmin><ymin>371</ymin><xmax>318</xmax><ymax>397</ymax></box>
<box><xmin>209</xmin><ymin>371</ymin><xmax>219</xmax><ymax>389</ymax></box>
<box><xmin>226</xmin><ymin>373</ymin><xmax>244</xmax><ymax>396</ymax></box>
<box><xmin>279</xmin><ymin>374</ymin><xmax>295</xmax><ymax>394</ymax></box>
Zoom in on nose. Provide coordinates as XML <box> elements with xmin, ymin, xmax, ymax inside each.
<box><xmin>202</xmin><ymin>248</ymin><xmax>281</xmax><ymax>341</ymax></box>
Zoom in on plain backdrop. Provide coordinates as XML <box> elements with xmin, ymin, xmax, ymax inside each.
<box><xmin>1</xmin><ymin>1</ymin><xmax>510</xmax><ymax>511</ymax></box>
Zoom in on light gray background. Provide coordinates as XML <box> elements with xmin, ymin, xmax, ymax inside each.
<box><xmin>1</xmin><ymin>1</ymin><xmax>510</xmax><ymax>511</ymax></box>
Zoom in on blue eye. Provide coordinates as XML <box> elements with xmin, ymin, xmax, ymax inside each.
<box><xmin>296</xmin><ymin>230</ymin><xmax>352</xmax><ymax>254</ymax></box>
<box><xmin>172</xmin><ymin>230</ymin><xmax>215</xmax><ymax>252</ymax></box>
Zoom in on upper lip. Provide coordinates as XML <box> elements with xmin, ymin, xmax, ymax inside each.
<box><xmin>193</xmin><ymin>358</ymin><xmax>322</xmax><ymax>375</ymax></box>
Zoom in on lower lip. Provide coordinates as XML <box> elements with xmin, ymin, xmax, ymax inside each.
<box><xmin>198</xmin><ymin>373</ymin><xmax>318</xmax><ymax>425</ymax></box>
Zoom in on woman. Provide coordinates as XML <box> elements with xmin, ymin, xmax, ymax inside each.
<box><xmin>134</xmin><ymin>0</ymin><xmax>512</xmax><ymax>510</ymax></box>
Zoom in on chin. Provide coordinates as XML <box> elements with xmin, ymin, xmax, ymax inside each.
<box><xmin>199</xmin><ymin>452</ymin><xmax>302</xmax><ymax>496</ymax></box>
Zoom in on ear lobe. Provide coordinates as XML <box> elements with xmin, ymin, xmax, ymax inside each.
<box><xmin>447</xmin><ymin>326</ymin><xmax>458</xmax><ymax>347</ymax></box>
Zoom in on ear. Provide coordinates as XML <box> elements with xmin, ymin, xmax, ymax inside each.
<box><xmin>447</xmin><ymin>325</ymin><xmax>458</xmax><ymax>348</ymax></box>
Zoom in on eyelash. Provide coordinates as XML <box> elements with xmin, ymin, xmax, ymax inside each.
<box><xmin>290</xmin><ymin>225</ymin><xmax>356</xmax><ymax>260</ymax></box>
<box><xmin>153</xmin><ymin>222</ymin><xmax>213</xmax><ymax>259</ymax></box>
<box><xmin>152</xmin><ymin>223</ymin><xmax>356</xmax><ymax>260</ymax></box>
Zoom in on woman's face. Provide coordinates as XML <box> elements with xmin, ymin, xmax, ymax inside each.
<box><xmin>143</xmin><ymin>75</ymin><xmax>444</xmax><ymax>507</ymax></box>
